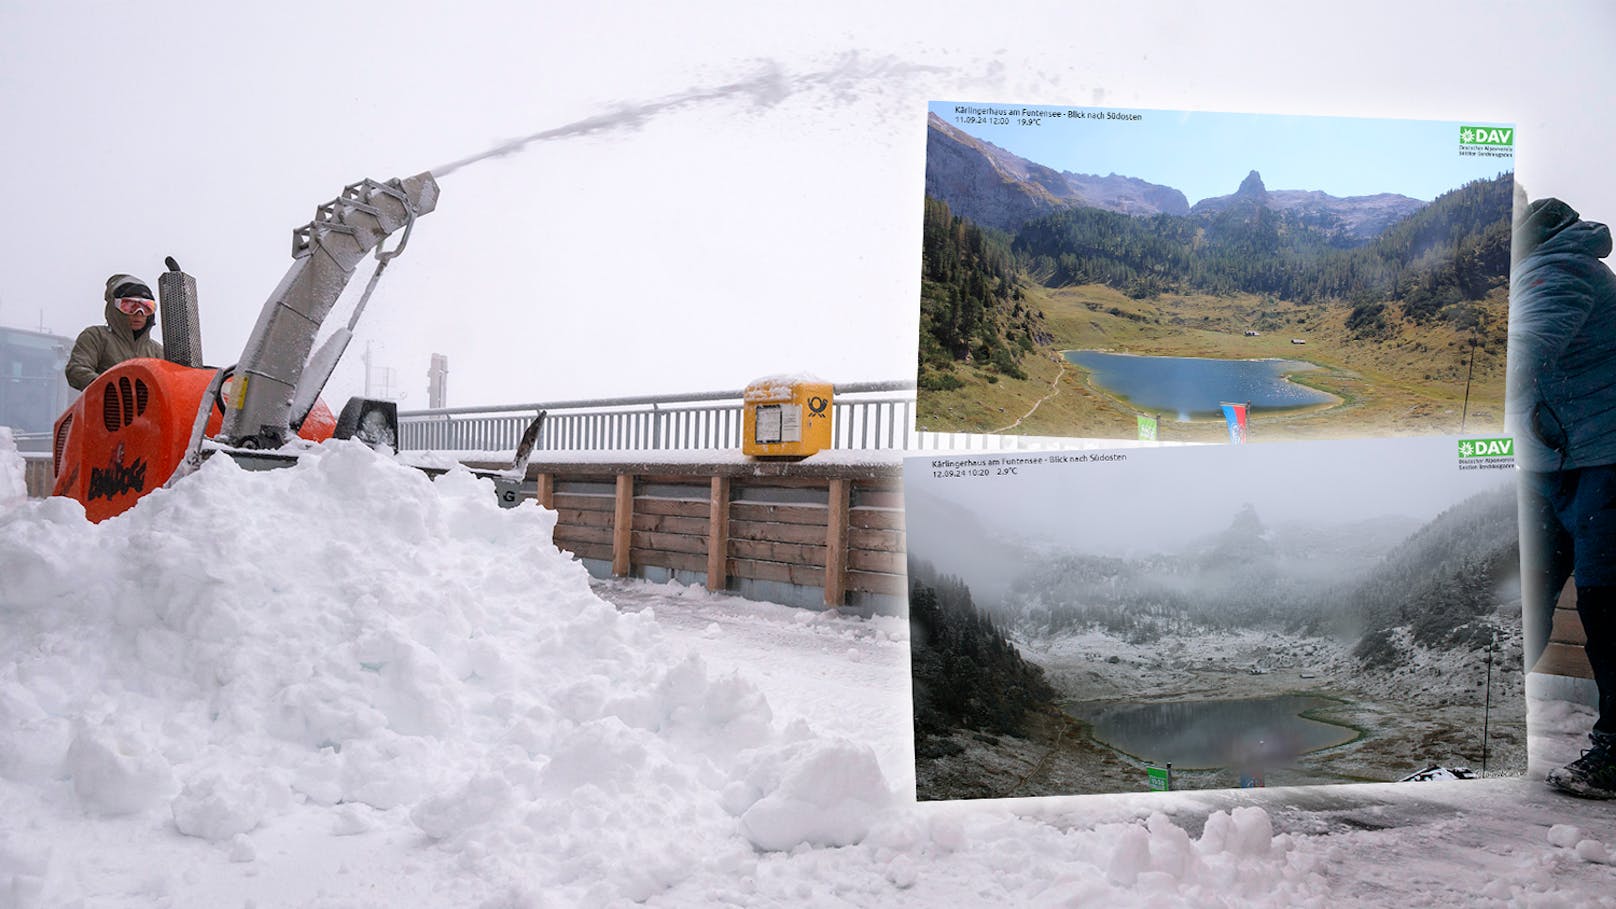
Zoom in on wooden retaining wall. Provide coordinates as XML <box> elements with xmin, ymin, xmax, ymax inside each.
<box><xmin>523</xmin><ymin>458</ymin><xmax>905</xmax><ymax>609</ymax></box>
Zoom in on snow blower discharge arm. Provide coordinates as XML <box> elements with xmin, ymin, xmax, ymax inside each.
<box><xmin>51</xmin><ymin>173</ymin><xmax>544</xmax><ymax>521</ymax></box>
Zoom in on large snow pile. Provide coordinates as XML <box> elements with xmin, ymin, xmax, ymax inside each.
<box><xmin>0</xmin><ymin>444</ymin><xmax>897</xmax><ymax>904</ymax></box>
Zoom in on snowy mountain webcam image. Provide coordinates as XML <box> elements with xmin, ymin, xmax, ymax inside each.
<box><xmin>904</xmin><ymin>436</ymin><xmax>1524</xmax><ymax>798</ymax></box>
<box><xmin>917</xmin><ymin>103</ymin><xmax>1515</xmax><ymax>443</ymax></box>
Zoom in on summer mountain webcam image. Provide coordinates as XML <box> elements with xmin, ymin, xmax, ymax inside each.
<box><xmin>917</xmin><ymin>104</ymin><xmax>1514</xmax><ymax>442</ymax></box>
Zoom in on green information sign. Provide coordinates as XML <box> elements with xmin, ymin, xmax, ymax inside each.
<box><xmin>1137</xmin><ymin>414</ymin><xmax>1158</xmax><ymax>442</ymax></box>
<box><xmin>1147</xmin><ymin>764</ymin><xmax>1171</xmax><ymax>792</ymax></box>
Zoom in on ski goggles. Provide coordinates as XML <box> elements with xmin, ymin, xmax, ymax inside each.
<box><xmin>115</xmin><ymin>297</ymin><xmax>156</xmax><ymax>317</ymax></box>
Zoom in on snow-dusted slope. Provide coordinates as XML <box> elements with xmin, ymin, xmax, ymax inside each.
<box><xmin>0</xmin><ymin>437</ymin><xmax>1612</xmax><ymax>907</ymax></box>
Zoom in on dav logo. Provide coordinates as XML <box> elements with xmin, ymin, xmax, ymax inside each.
<box><xmin>1460</xmin><ymin>126</ymin><xmax>1514</xmax><ymax>146</ymax></box>
<box><xmin>1458</xmin><ymin>437</ymin><xmax>1514</xmax><ymax>458</ymax></box>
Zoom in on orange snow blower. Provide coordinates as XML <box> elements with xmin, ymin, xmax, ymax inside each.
<box><xmin>51</xmin><ymin>173</ymin><xmax>541</xmax><ymax>522</ymax></box>
<box><xmin>50</xmin><ymin>360</ymin><xmax>341</xmax><ymax>522</ymax></box>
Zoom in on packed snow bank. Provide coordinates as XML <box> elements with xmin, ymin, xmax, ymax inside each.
<box><xmin>0</xmin><ymin>443</ymin><xmax>891</xmax><ymax>903</ymax></box>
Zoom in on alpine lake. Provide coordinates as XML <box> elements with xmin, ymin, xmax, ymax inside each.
<box><xmin>1064</xmin><ymin>350</ymin><xmax>1337</xmax><ymax>420</ymax></box>
<box><xmin>1065</xmin><ymin>694</ymin><xmax>1359</xmax><ymax>771</ymax></box>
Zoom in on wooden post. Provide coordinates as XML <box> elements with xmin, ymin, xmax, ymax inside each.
<box><xmin>824</xmin><ymin>477</ymin><xmax>850</xmax><ymax>607</ymax></box>
<box><xmin>707</xmin><ymin>475</ymin><xmax>730</xmax><ymax>592</ymax></box>
<box><xmin>536</xmin><ymin>472</ymin><xmax>555</xmax><ymax>511</ymax></box>
<box><xmin>612</xmin><ymin>473</ymin><xmax>634</xmax><ymax>577</ymax></box>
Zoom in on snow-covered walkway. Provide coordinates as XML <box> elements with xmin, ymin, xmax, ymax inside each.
<box><xmin>618</xmin><ymin>577</ymin><xmax>1616</xmax><ymax>907</ymax></box>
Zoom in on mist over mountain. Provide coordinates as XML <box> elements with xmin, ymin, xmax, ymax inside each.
<box><xmin>1340</xmin><ymin>482</ymin><xmax>1520</xmax><ymax>661</ymax></box>
<box><xmin>980</xmin><ymin>485</ymin><xmax>1515</xmax><ymax>664</ymax></box>
<box><xmin>904</xmin><ymin>484</ymin><xmax>1028</xmax><ymax>609</ymax></box>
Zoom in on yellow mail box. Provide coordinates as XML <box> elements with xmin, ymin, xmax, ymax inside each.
<box><xmin>742</xmin><ymin>376</ymin><xmax>833</xmax><ymax>458</ymax></box>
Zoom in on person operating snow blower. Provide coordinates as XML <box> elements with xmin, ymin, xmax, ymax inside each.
<box><xmin>65</xmin><ymin>275</ymin><xmax>164</xmax><ymax>391</ymax></box>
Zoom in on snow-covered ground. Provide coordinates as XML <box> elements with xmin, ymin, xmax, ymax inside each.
<box><xmin>2</xmin><ymin>436</ymin><xmax>1614</xmax><ymax>907</ymax></box>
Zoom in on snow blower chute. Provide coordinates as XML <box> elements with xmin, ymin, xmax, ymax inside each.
<box><xmin>50</xmin><ymin>173</ymin><xmax>542</xmax><ymax>522</ymax></box>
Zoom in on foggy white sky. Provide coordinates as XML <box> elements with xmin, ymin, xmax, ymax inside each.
<box><xmin>2</xmin><ymin>1</ymin><xmax>1611</xmax><ymax>409</ymax></box>
<box><xmin>909</xmin><ymin>436</ymin><xmax>1516</xmax><ymax>557</ymax></box>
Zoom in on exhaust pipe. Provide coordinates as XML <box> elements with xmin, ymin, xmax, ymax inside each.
<box><xmin>158</xmin><ymin>256</ymin><xmax>204</xmax><ymax>368</ymax></box>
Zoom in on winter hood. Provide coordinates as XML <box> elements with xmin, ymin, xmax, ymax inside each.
<box><xmin>102</xmin><ymin>273</ymin><xmax>157</xmax><ymax>343</ymax></box>
<box><xmin>1514</xmin><ymin>198</ymin><xmax>1613</xmax><ymax>263</ymax></box>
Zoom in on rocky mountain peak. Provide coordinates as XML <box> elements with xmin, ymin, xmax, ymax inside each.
<box><xmin>1235</xmin><ymin>170</ymin><xmax>1268</xmax><ymax>199</ymax></box>
<box><xmin>1201</xmin><ymin>502</ymin><xmax>1274</xmax><ymax>567</ymax></box>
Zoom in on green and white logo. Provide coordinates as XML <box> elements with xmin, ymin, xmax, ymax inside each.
<box><xmin>1460</xmin><ymin>126</ymin><xmax>1514</xmax><ymax>146</ymax></box>
<box><xmin>1459</xmin><ymin>437</ymin><xmax>1514</xmax><ymax>458</ymax></box>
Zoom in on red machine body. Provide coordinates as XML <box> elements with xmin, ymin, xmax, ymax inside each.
<box><xmin>51</xmin><ymin>359</ymin><xmax>335</xmax><ymax>522</ymax></box>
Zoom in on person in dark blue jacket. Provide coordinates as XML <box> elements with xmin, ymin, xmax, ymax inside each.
<box><xmin>1509</xmin><ymin>196</ymin><xmax>1616</xmax><ymax>799</ymax></box>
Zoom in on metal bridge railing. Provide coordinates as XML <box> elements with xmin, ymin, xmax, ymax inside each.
<box><xmin>395</xmin><ymin>381</ymin><xmax>1087</xmax><ymax>454</ymax></box>
<box><xmin>4</xmin><ymin>383</ymin><xmax>1130</xmax><ymax>459</ymax></box>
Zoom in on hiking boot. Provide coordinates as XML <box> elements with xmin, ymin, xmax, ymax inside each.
<box><xmin>1547</xmin><ymin>734</ymin><xmax>1616</xmax><ymax>800</ymax></box>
